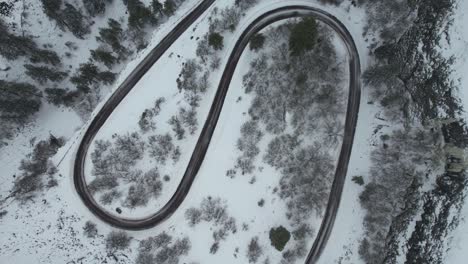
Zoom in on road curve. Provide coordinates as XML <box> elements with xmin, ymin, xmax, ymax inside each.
<box><xmin>73</xmin><ymin>4</ymin><xmax>361</xmax><ymax>264</ymax></box>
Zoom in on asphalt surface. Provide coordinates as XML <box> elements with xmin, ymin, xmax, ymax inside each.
<box><xmin>73</xmin><ymin>3</ymin><xmax>361</xmax><ymax>264</ymax></box>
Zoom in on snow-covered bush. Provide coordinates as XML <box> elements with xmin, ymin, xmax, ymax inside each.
<box><xmin>247</xmin><ymin>237</ymin><xmax>263</xmax><ymax>263</ymax></box>
<box><xmin>148</xmin><ymin>133</ymin><xmax>176</xmax><ymax>165</ymax></box>
<box><xmin>105</xmin><ymin>231</ymin><xmax>132</xmax><ymax>252</ymax></box>
<box><xmin>83</xmin><ymin>221</ymin><xmax>98</xmax><ymax>238</ymax></box>
<box><xmin>168</xmin><ymin>115</ymin><xmax>185</xmax><ymax>140</ymax></box>
<box><xmin>185</xmin><ymin>197</ymin><xmax>237</xmax><ymax>251</ymax></box>
<box><xmin>136</xmin><ymin>233</ymin><xmax>191</xmax><ymax>264</ymax></box>
<box><xmin>99</xmin><ymin>189</ymin><xmax>122</xmax><ymax>205</ymax></box>
<box><xmin>12</xmin><ymin>136</ymin><xmax>64</xmax><ymax>201</ymax></box>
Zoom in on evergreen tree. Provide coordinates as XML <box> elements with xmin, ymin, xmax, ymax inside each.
<box><xmin>208</xmin><ymin>32</ymin><xmax>224</xmax><ymax>50</ymax></box>
<box><xmin>0</xmin><ymin>20</ymin><xmax>60</xmax><ymax>65</ymax></box>
<box><xmin>24</xmin><ymin>64</ymin><xmax>68</xmax><ymax>84</ymax></box>
<box><xmin>125</xmin><ymin>0</ymin><xmax>156</xmax><ymax>29</ymax></box>
<box><xmin>249</xmin><ymin>33</ymin><xmax>265</xmax><ymax>51</ymax></box>
<box><xmin>83</xmin><ymin>0</ymin><xmax>111</xmax><ymax>17</ymax></box>
<box><xmin>40</xmin><ymin>0</ymin><xmax>91</xmax><ymax>39</ymax></box>
<box><xmin>71</xmin><ymin>62</ymin><xmax>116</xmax><ymax>93</ymax></box>
<box><xmin>289</xmin><ymin>17</ymin><xmax>318</xmax><ymax>56</ymax></box>
<box><xmin>0</xmin><ymin>80</ymin><xmax>42</xmax><ymax>123</ymax></box>
<box><xmin>29</xmin><ymin>49</ymin><xmax>61</xmax><ymax>66</ymax></box>
<box><xmin>45</xmin><ymin>88</ymin><xmax>78</xmax><ymax>106</ymax></box>
<box><xmin>151</xmin><ymin>0</ymin><xmax>163</xmax><ymax>15</ymax></box>
<box><xmin>61</xmin><ymin>3</ymin><xmax>91</xmax><ymax>38</ymax></box>
<box><xmin>163</xmin><ymin>0</ymin><xmax>176</xmax><ymax>16</ymax></box>
<box><xmin>96</xmin><ymin>19</ymin><xmax>128</xmax><ymax>57</ymax></box>
<box><xmin>91</xmin><ymin>49</ymin><xmax>118</xmax><ymax>68</ymax></box>
<box><xmin>41</xmin><ymin>0</ymin><xmax>61</xmax><ymax>18</ymax></box>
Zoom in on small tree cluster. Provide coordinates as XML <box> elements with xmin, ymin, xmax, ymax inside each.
<box><xmin>83</xmin><ymin>221</ymin><xmax>98</xmax><ymax>238</ymax></box>
<box><xmin>209</xmin><ymin>6</ymin><xmax>241</xmax><ymax>33</ymax></box>
<box><xmin>40</xmin><ymin>0</ymin><xmax>91</xmax><ymax>39</ymax></box>
<box><xmin>24</xmin><ymin>64</ymin><xmax>68</xmax><ymax>85</ymax></box>
<box><xmin>235</xmin><ymin>0</ymin><xmax>258</xmax><ymax>11</ymax></box>
<box><xmin>234</xmin><ymin>120</ymin><xmax>263</xmax><ymax>175</ymax></box>
<box><xmin>83</xmin><ymin>0</ymin><xmax>111</xmax><ymax>17</ymax></box>
<box><xmin>90</xmin><ymin>49</ymin><xmax>118</xmax><ymax>69</ymax></box>
<box><xmin>99</xmin><ymin>189</ymin><xmax>122</xmax><ymax>205</ymax></box>
<box><xmin>89</xmin><ymin>133</ymin><xmax>145</xmax><ymax>193</ymax></box>
<box><xmin>168</xmin><ymin>115</ymin><xmax>185</xmax><ymax>140</ymax></box>
<box><xmin>176</xmin><ymin>59</ymin><xmax>208</xmax><ymax>94</ymax></box>
<box><xmin>96</xmin><ymin>19</ymin><xmax>129</xmax><ymax>59</ymax></box>
<box><xmin>0</xmin><ymin>20</ymin><xmax>60</xmax><ymax>64</ymax></box>
<box><xmin>247</xmin><ymin>236</ymin><xmax>263</xmax><ymax>263</ymax></box>
<box><xmin>289</xmin><ymin>17</ymin><xmax>318</xmax><ymax>57</ymax></box>
<box><xmin>0</xmin><ymin>80</ymin><xmax>42</xmax><ymax>125</ymax></box>
<box><xmin>208</xmin><ymin>32</ymin><xmax>224</xmax><ymax>50</ymax></box>
<box><xmin>12</xmin><ymin>135</ymin><xmax>64</xmax><ymax>201</ymax></box>
<box><xmin>124</xmin><ymin>168</ymin><xmax>163</xmax><ymax>208</ymax></box>
<box><xmin>269</xmin><ymin>226</ymin><xmax>290</xmax><ymax>251</ymax></box>
<box><xmin>249</xmin><ymin>33</ymin><xmax>265</xmax><ymax>51</ymax></box>
<box><xmin>138</xmin><ymin>97</ymin><xmax>165</xmax><ymax>132</ymax></box>
<box><xmin>45</xmin><ymin>88</ymin><xmax>79</xmax><ymax>107</ymax></box>
<box><xmin>136</xmin><ymin>232</ymin><xmax>191</xmax><ymax>264</ymax></box>
<box><xmin>125</xmin><ymin>0</ymin><xmax>157</xmax><ymax>30</ymax></box>
<box><xmin>184</xmin><ymin>197</ymin><xmax>237</xmax><ymax>252</ymax></box>
<box><xmin>148</xmin><ymin>133</ymin><xmax>178</xmax><ymax>165</ymax></box>
<box><xmin>70</xmin><ymin>62</ymin><xmax>116</xmax><ymax>93</ymax></box>
<box><xmin>106</xmin><ymin>231</ymin><xmax>132</xmax><ymax>252</ymax></box>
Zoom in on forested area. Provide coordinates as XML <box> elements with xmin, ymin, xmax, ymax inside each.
<box><xmin>0</xmin><ymin>0</ymin><xmax>187</xmax><ymax>147</ymax></box>
<box><xmin>356</xmin><ymin>0</ymin><xmax>468</xmax><ymax>263</ymax></box>
<box><xmin>0</xmin><ymin>0</ymin><xmax>192</xmax><ymax>217</ymax></box>
<box><xmin>228</xmin><ymin>17</ymin><xmax>347</xmax><ymax>262</ymax></box>
<box><xmin>88</xmin><ymin>96</ymin><xmax>186</xmax><ymax>211</ymax></box>
<box><xmin>85</xmin><ymin>0</ymin><xmax>262</xmax><ymax>214</ymax></box>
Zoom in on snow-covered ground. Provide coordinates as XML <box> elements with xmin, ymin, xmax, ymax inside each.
<box><xmin>441</xmin><ymin>0</ymin><xmax>468</xmax><ymax>263</ymax></box>
<box><xmin>82</xmin><ymin>0</ymin><xmax>352</xmax><ymax>261</ymax></box>
<box><xmin>3</xmin><ymin>0</ymin><xmax>467</xmax><ymax>263</ymax></box>
<box><xmin>1</xmin><ymin>0</ymin><xmax>358</xmax><ymax>262</ymax></box>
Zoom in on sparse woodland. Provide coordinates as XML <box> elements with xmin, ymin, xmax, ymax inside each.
<box><xmin>356</xmin><ymin>0</ymin><xmax>468</xmax><ymax>263</ymax></box>
<box><xmin>0</xmin><ymin>0</ymin><xmax>187</xmax><ymax>146</ymax></box>
<box><xmin>233</xmin><ymin>17</ymin><xmax>345</xmax><ymax>259</ymax></box>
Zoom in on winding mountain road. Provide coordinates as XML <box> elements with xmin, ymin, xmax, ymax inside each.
<box><xmin>73</xmin><ymin>2</ymin><xmax>361</xmax><ymax>263</ymax></box>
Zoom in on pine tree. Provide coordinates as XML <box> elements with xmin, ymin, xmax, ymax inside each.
<box><xmin>45</xmin><ymin>88</ymin><xmax>78</xmax><ymax>106</ymax></box>
<box><xmin>125</xmin><ymin>0</ymin><xmax>156</xmax><ymax>29</ymax></box>
<box><xmin>249</xmin><ymin>33</ymin><xmax>265</xmax><ymax>51</ymax></box>
<box><xmin>208</xmin><ymin>32</ymin><xmax>224</xmax><ymax>50</ymax></box>
<box><xmin>40</xmin><ymin>0</ymin><xmax>91</xmax><ymax>39</ymax></box>
<box><xmin>289</xmin><ymin>17</ymin><xmax>318</xmax><ymax>57</ymax></box>
<box><xmin>152</xmin><ymin>0</ymin><xmax>163</xmax><ymax>15</ymax></box>
<box><xmin>163</xmin><ymin>0</ymin><xmax>176</xmax><ymax>16</ymax></box>
<box><xmin>96</xmin><ymin>19</ymin><xmax>128</xmax><ymax>58</ymax></box>
<box><xmin>71</xmin><ymin>62</ymin><xmax>116</xmax><ymax>93</ymax></box>
<box><xmin>24</xmin><ymin>64</ymin><xmax>68</xmax><ymax>84</ymax></box>
<box><xmin>0</xmin><ymin>80</ymin><xmax>42</xmax><ymax>123</ymax></box>
<box><xmin>0</xmin><ymin>20</ymin><xmax>60</xmax><ymax>65</ymax></box>
<box><xmin>91</xmin><ymin>49</ymin><xmax>118</xmax><ymax>68</ymax></box>
<box><xmin>83</xmin><ymin>0</ymin><xmax>110</xmax><ymax>17</ymax></box>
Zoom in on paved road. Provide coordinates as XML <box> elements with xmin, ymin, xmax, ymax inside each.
<box><xmin>73</xmin><ymin>3</ymin><xmax>361</xmax><ymax>264</ymax></box>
